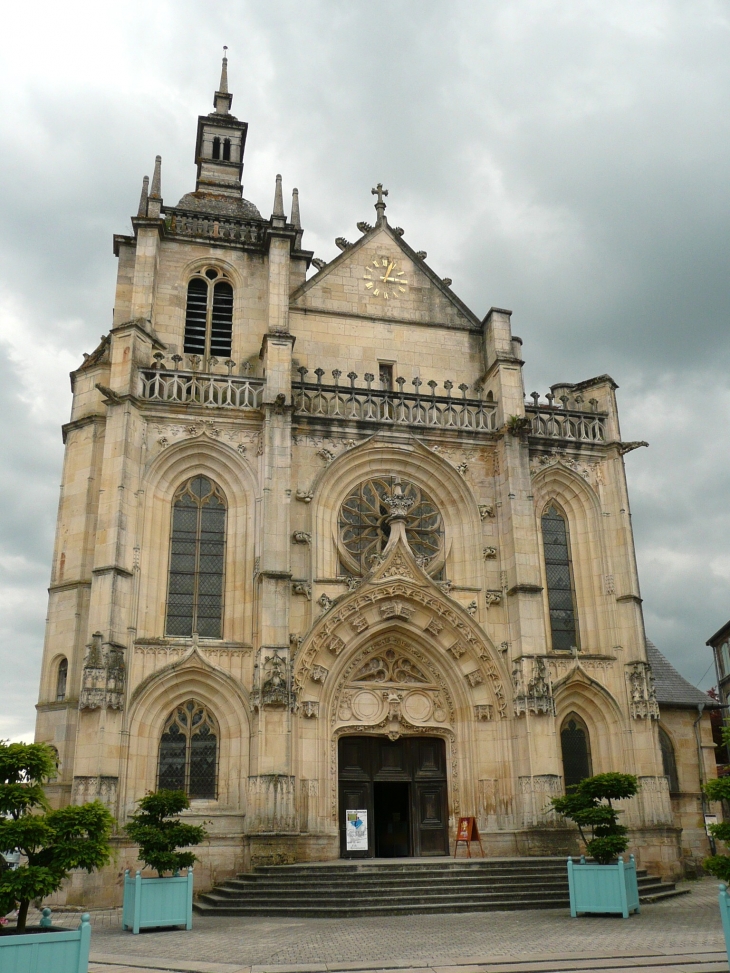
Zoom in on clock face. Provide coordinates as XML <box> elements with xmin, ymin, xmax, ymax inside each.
<box><xmin>363</xmin><ymin>255</ymin><xmax>408</xmax><ymax>300</ymax></box>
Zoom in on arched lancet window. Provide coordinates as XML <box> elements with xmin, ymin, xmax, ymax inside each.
<box><xmin>55</xmin><ymin>658</ymin><xmax>68</xmax><ymax>702</ymax></box>
<box><xmin>222</xmin><ymin>138</ymin><xmax>231</xmax><ymax>161</ymax></box>
<box><xmin>158</xmin><ymin>700</ymin><xmax>218</xmax><ymax>799</ymax></box>
<box><xmin>183</xmin><ymin>268</ymin><xmax>234</xmax><ymax>360</ymax></box>
<box><xmin>541</xmin><ymin>503</ymin><xmax>579</xmax><ymax>652</ymax></box>
<box><xmin>166</xmin><ymin>476</ymin><xmax>226</xmax><ymax>639</ymax></box>
<box><xmin>212</xmin><ymin>136</ymin><xmax>221</xmax><ymax>160</ymax></box>
<box><xmin>659</xmin><ymin>726</ymin><xmax>680</xmax><ymax>793</ymax></box>
<box><xmin>561</xmin><ymin>713</ymin><xmax>592</xmax><ymax>789</ymax></box>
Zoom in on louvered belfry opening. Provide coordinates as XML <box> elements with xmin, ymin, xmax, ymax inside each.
<box><xmin>541</xmin><ymin>503</ymin><xmax>579</xmax><ymax>652</ymax></box>
<box><xmin>183</xmin><ymin>269</ymin><xmax>233</xmax><ymax>360</ymax></box>
<box><xmin>158</xmin><ymin>700</ymin><xmax>218</xmax><ymax>799</ymax></box>
<box><xmin>561</xmin><ymin>714</ymin><xmax>592</xmax><ymax>789</ymax></box>
<box><xmin>210</xmin><ymin>280</ymin><xmax>233</xmax><ymax>357</ymax></box>
<box><xmin>165</xmin><ymin>475</ymin><xmax>226</xmax><ymax>639</ymax></box>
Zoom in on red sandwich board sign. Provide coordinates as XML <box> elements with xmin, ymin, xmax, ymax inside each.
<box><xmin>454</xmin><ymin>816</ymin><xmax>484</xmax><ymax>858</ymax></box>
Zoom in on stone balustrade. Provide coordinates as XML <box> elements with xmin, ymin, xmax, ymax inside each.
<box><xmin>139</xmin><ymin>362</ymin><xmax>265</xmax><ymax>409</ymax></box>
<box><xmin>294</xmin><ymin>369</ymin><xmax>498</xmax><ymax>431</ymax></box>
<box><xmin>526</xmin><ymin>406</ymin><xmax>607</xmax><ymax>443</ymax></box>
<box><xmin>163</xmin><ymin>207</ymin><xmax>267</xmax><ymax>246</ymax></box>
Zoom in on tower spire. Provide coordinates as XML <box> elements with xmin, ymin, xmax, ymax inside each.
<box><xmin>149</xmin><ymin>155</ymin><xmax>162</xmax><ymax>198</ymax></box>
<box><xmin>273</xmin><ymin>174</ymin><xmax>285</xmax><ymax>219</ymax></box>
<box><xmin>290</xmin><ymin>188</ymin><xmax>301</xmax><ymax>228</ymax></box>
<box><xmin>214</xmin><ymin>46</ymin><xmax>233</xmax><ymax>114</ymax></box>
<box><xmin>137</xmin><ymin>175</ymin><xmax>149</xmax><ymax>218</ymax></box>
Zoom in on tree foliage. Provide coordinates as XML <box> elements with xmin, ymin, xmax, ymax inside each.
<box><xmin>0</xmin><ymin>741</ymin><xmax>114</xmax><ymax>932</ymax></box>
<box><xmin>550</xmin><ymin>772</ymin><xmax>639</xmax><ymax>865</ymax></box>
<box><xmin>702</xmin><ymin>726</ymin><xmax>730</xmax><ymax>881</ymax></box>
<box><xmin>124</xmin><ymin>790</ymin><xmax>207</xmax><ymax>877</ymax></box>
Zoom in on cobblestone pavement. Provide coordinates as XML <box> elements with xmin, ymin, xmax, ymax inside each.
<box><xmin>69</xmin><ymin>878</ymin><xmax>725</xmax><ymax>971</ymax></box>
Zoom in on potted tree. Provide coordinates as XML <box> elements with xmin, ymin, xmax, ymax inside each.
<box><xmin>701</xmin><ymin>743</ymin><xmax>730</xmax><ymax>964</ymax></box>
<box><xmin>551</xmin><ymin>772</ymin><xmax>640</xmax><ymax>918</ymax></box>
<box><xmin>123</xmin><ymin>789</ymin><xmax>207</xmax><ymax>934</ymax></box>
<box><xmin>0</xmin><ymin>741</ymin><xmax>113</xmax><ymax>973</ymax></box>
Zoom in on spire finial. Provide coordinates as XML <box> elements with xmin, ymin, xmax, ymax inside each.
<box><xmin>137</xmin><ymin>175</ymin><xmax>149</xmax><ymax>218</ymax></box>
<box><xmin>273</xmin><ymin>174</ymin><xmax>285</xmax><ymax>219</ymax></box>
<box><xmin>290</xmin><ymin>188</ymin><xmax>301</xmax><ymax>228</ymax></box>
<box><xmin>149</xmin><ymin>156</ymin><xmax>162</xmax><ymax>198</ymax></box>
<box><xmin>219</xmin><ymin>46</ymin><xmax>229</xmax><ymax>93</ymax></box>
<box><xmin>371</xmin><ymin>182</ymin><xmax>388</xmax><ymax>225</ymax></box>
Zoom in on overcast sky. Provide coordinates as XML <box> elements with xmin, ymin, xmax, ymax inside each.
<box><xmin>1</xmin><ymin>1</ymin><xmax>728</xmax><ymax>741</ymax></box>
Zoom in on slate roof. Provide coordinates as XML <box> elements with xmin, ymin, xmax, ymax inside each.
<box><xmin>645</xmin><ymin>639</ymin><xmax>719</xmax><ymax>709</ymax></box>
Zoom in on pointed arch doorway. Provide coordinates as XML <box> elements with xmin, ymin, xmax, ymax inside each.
<box><xmin>338</xmin><ymin>735</ymin><xmax>449</xmax><ymax>859</ymax></box>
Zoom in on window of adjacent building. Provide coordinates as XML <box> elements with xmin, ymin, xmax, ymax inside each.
<box><xmin>560</xmin><ymin>713</ymin><xmax>592</xmax><ymax>789</ymax></box>
<box><xmin>339</xmin><ymin>476</ymin><xmax>443</xmax><ymax>577</ymax></box>
<box><xmin>659</xmin><ymin>726</ymin><xmax>680</xmax><ymax>794</ymax></box>
<box><xmin>158</xmin><ymin>700</ymin><xmax>218</xmax><ymax>799</ymax></box>
<box><xmin>720</xmin><ymin>640</ymin><xmax>730</xmax><ymax>678</ymax></box>
<box><xmin>165</xmin><ymin>476</ymin><xmax>226</xmax><ymax>639</ymax></box>
<box><xmin>183</xmin><ymin>269</ymin><xmax>234</xmax><ymax>360</ymax></box>
<box><xmin>541</xmin><ymin>503</ymin><xmax>579</xmax><ymax>652</ymax></box>
<box><xmin>55</xmin><ymin>658</ymin><xmax>68</xmax><ymax>702</ymax></box>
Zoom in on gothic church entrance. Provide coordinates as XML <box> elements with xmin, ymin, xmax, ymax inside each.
<box><xmin>338</xmin><ymin>735</ymin><xmax>449</xmax><ymax>858</ymax></box>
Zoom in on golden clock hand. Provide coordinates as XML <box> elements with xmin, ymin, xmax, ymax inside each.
<box><xmin>380</xmin><ymin>262</ymin><xmax>395</xmax><ymax>281</ymax></box>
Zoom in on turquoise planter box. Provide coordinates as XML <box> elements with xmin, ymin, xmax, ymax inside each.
<box><xmin>718</xmin><ymin>884</ymin><xmax>730</xmax><ymax>966</ymax></box>
<box><xmin>0</xmin><ymin>912</ymin><xmax>90</xmax><ymax>973</ymax></box>
<box><xmin>567</xmin><ymin>854</ymin><xmax>640</xmax><ymax>918</ymax></box>
<box><xmin>122</xmin><ymin>868</ymin><xmax>194</xmax><ymax>934</ymax></box>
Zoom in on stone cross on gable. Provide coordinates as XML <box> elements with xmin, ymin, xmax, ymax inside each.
<box><xmin>372</xmin><ymin>183</ymin><xmax>388</xmax><ymax>224</ymax></box>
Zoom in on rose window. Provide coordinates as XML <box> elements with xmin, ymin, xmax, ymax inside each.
<box><xmin>338</xmin><ymin>476</ymin><xmax>443</xmax><ymax>576</ymax></box>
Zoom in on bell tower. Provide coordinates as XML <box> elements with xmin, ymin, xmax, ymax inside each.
<box><xmin>194</xmin><ymin>48</ymin><xmax>248</xmax><ymax>199</ymax></box>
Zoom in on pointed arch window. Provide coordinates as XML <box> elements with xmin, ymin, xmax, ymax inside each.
<box><xmin>222</xmin><ymin>138</ymin><xmax>231</xmax><ymax>162</ymax></box>
<box><xmin>165</xmin><ymin>476</ymin><xmax>226</xmax><ymax>639</ymax></box>
<box><xmin>561</xmin><ymin>713</ymin><xmax>592</xmax><ymax>788</ymax></box>
<box><xmin>55</xmin><ymin>658</ymin><xmax>68</xmax><ymax>702</ymax></box>
<box><xmin>212</xmin><ymin>136</ymin><xmax>221</xmax><ymax>160</ymax></box>
<box><xmin>183</xmin><ymin>268</ymin><xmax>234</xmax><ymax>360</ymax></box>
<box><xmin>158</xmin><ymin>700</ymin><xmax>218</xmax><ymax>799</ymax></box>
<box><xmin>659</xmin><ymin>726</ymin><xmax>680</xmax><ymax>794</ymax></box>
<box><xmin>541</xmin><ymin>503</ymin><xmax>579</xmax><ymax>652</ymax></box>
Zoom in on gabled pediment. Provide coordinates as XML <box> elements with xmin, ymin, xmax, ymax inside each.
<box><xmin>290</xmin><ymin>224</ymin><xmax>480</xmax><ymax>330</ymax></box>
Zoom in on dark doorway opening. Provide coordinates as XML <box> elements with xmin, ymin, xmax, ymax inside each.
<box><xmin>374</xmin><ymin>782</ymin><xmax>411</xmax><ymax>857</ymax></box>
<box><xmin>338</xmin><ymin>735</ymin><xmax>448</xmax><ymax>858</ymax></box>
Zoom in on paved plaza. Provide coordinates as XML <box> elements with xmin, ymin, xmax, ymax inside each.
<box><xmin>31</xmin><ymin>877</ymin><xmax>728</xmax><ymax>973</ymax></box>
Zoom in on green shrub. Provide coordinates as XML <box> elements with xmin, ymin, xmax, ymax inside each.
<box><xmin>0</xmin><ymin>741</ymin><xmax>114</xmax><ymax>931</ymax></box>
<box><xmin>124</xmin><ymin>790</ymin><xmax>207</xmax><ymax>877</ymax></box>
<box><xmin>702</xmin><ymin>729</ymin><xmax>730</xmax><ymax>880</ymax></box>
<box><xmin>550</xmin><ymin>772</ymin><xmax>639</xmax><ymax>864</ymax></box>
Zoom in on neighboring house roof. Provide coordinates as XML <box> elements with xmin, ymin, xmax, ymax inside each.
<box><xmin>645</xmin><ymin>639</ymin><xmax>719</xmax><ymax>709</ymax></box>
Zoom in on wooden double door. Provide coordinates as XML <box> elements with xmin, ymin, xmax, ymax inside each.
<box><xmin>338</xmin><ymin>735</ymin><xmax>449</xmax><ymax>858</ymax></box>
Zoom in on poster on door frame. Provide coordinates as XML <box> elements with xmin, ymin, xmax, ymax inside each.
<box><xmin>346</xmin><ymin>809</ymin><xmax>368</xmax><ymax>851</ymax></box>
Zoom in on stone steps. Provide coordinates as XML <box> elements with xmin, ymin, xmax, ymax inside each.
<box><xmin>194</xmin><ymin>857</ymin><xmax>688</xmax><ymax>918</ymax></box>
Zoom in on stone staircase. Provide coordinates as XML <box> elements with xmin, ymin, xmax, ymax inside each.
<box><xmin>194</xmin><ymin>857</ymin><xmax>689</xmax><ymax>917</ymax></box>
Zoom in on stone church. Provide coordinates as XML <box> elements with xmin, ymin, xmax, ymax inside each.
<box><xmin>35</xmin><ymin>57</ymin><xmax>717</xmax><ymax>904</ymax></box>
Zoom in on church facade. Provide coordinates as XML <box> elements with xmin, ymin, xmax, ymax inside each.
<box><xmin>35</xmin><ymin>60</ymin><xmax>717</xmax><ymax>904</ymax></box>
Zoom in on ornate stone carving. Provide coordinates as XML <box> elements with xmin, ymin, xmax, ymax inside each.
<box><xmin>467</xmin><ymin>600</ymin><xmax>477</xmax><ymax>616</ymax></box>
<box><xmin>474</xmin><ymin>704</ymin><xmax>494</xmax><ymax>721</ymax></box>
<box><xmin>317</xmin><ymin>593</ymin><xmax>334</xmax><ymax>613</ymax></box>
<box><xmin>353</xmin><ymin>651</ymin><xmax>429</xmax><ymax>685</ymax></box>
<box><xmin>479</xmin><ymin>504</ymin><xmax>495</xmax><ymax>519</ymax></box>
<box><xmin>483</xmin><ymin>547</ymin><xmax>497</xmax><ymax>559</ymax></box>
<box><xmin>456</xmin><ymin>462</ymin><xmax>468</xmax><ymax>476</ymax></box>
<box><xmin>296</xmin><ymin>488</ymin><xmax>314</xmax><ymax>503</ymax></box>
<box><xmin>311</xmin><ymin>665</ymin><xmax>329</xmax><ymax>684</ymax></box>
<box><xmin>447</xmin><ymin>641</ymin><xmax>467</xmax><ymax>660</ymax></box>
<box><xmin>604</xmin><ymin>574</ymin><xmax>615</xmax><ymax>595</ymax></box>
<box><xmin>350</xmin><ymin>613</ymin><xmax>369</xmax><ymax>633</ymax></box>
<box><xmin>292</xmin><ymin>581</ymin><xmax>311</xmax><ymax>599</ymax></box>
<box><xmin>79</xmin><ymin>632</ymin><xmax>125</xmax><ymax>711</ymax></box>
<box><xmin>254</xmin><ymin>648</ymin><xmax>291</xmax><ymax>710</ymax></box>
<box><xmin>317</xmin><ymin>447</ymin><xmax>335</xmax><ymax>463</ymax></box>
<box><xmin>626</xmin><ymin>661</ymin><xmax>660</xmax><ymax>719</ymax></box>
<box><xmin>293</xmin><ymin>531</ymin><xmax>312</xmax><ymax>544</ymax></box>
<box><xmin>513</xmin><ymin>657</ymin><xmax>555</xmax><ymax>716</ymax></box>
<box><xmin>485</xmin><ymin>590</ymin><xmax>502</xmax><ymax>608</ymax></box>
<box><xmin>465</xmin><ymin>669</ymin><xmax>484</xmax><ymax>687</ymax></box>
<box><xmin>323</xmin><ymin>634</ymin><xmax>346</xmax><ymax>656</ymax></box>
<box><xmin>300</xmin><ymin>701</ymin><xmax>319</xmax><ymax>719</ymax></box>
<box><xmin>379</xmin><ymin>601</ymin><xmax>415</xmax><ymax>620</ymax></box>
<box><xmin>425</xmin><ymin>617</ymin><xmax>443</xmax><ymax>636</ymax></box>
